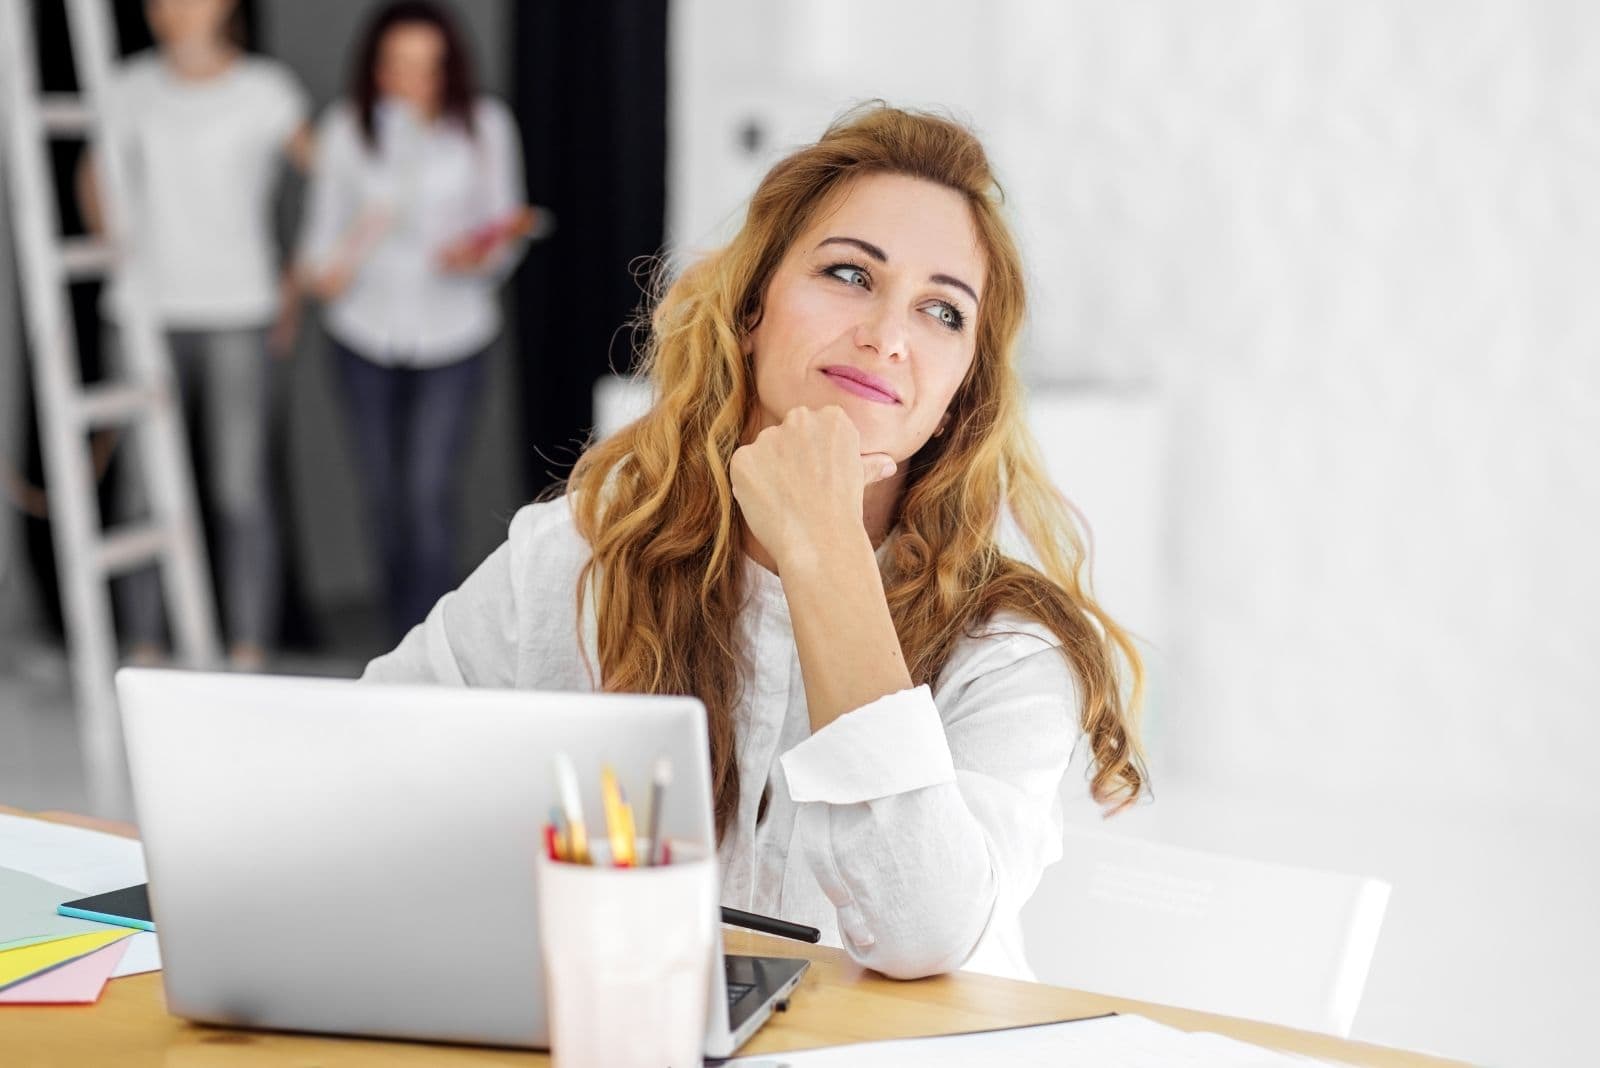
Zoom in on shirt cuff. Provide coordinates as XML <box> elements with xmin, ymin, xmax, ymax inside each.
<box><xmin>780</xmin><ymin>684</ymin><xmax>956</xmax><ymax>804</ymax></box>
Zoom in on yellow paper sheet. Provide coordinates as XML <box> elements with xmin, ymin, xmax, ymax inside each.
<box><xmin>0</xmin><ymin>928</ymin><xmax>133</xmax><ymax>991</ymax></box>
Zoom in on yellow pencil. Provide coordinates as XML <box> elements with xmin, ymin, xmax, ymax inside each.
<box><xmin>617</xmin><ymin>796</ymin><xmax>637</xmax><ymax>868</ymax></box>
<box><xmin>600</xmin><ymin>766</ymin><xmax>636</xmax><ymax>867</ymax></box>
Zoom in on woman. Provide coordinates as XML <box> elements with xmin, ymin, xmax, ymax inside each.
<box><xmin>297</xmin><ymin>0</ymin><xmax>532</xmax><ymax>640</ymax></box>
<box><xmin>366</xmin><ymin>105</ymin><xmax>1145</xmax><ymax>981</ymax></box>
<box><xmin>84</xmin><ymin>0</ymin><xmax>312</xmax><ymax>669</ymax></box>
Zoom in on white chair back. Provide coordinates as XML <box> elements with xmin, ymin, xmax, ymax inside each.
<box><xmin>1033</xmin><ymin>827</ymin><xmax>1390</xmax><ymax>1036</ymax></box>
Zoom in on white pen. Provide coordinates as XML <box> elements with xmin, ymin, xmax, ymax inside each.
<box><xmin>553</xmin><ymin>752</ymin><xmax>589</xmax><ymax>863</ymax></box>
<box><xmin>643</xmin><ymin>756</ymin><xmax>672</xmax><ymax>866</ymax></box>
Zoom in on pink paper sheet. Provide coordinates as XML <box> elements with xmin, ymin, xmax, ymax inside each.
<box><xmin>0</xmin><ymin>939</ymin><xmax>130</xmax><ymax>1004</ymax></box>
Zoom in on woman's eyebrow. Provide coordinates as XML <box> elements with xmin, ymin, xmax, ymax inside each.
<box><xmin>816</xmin><ymin>235</ymin><xmax>888</xmax><ymax>262</ymax></box>
<box><xmin>815</xmin><ymin>236</ymin><xmax>979</xmax><ymax>305</ymax></box>
<box><xmin>930</xmin><ymin>272</ymin><xmax>979</xmax><ymax>305</ymax></box>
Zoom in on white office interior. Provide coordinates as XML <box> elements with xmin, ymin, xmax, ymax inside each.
<box><xmin>3</xmin><ymin>2</ymin><xmax>1597</xmax><ymax>1064</ymax></box>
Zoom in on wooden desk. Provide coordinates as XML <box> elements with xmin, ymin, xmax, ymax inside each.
<box><xmin>1</xmin><ymin>809</ymin><xmax>1464</xmax><ymax>1066</ymax></box>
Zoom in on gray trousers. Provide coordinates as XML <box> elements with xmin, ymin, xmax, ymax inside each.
<box><xmin>110</xmin><ymin>325</ymin><xmax>280</xmax><ymax>649</ymax></box>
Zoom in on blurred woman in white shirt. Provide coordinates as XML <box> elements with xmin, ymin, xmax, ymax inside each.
<box><xmin>365</xmin><ymin>105</ymin><xmax>1147</xmax><ymax>981</ymax></box>
<box><xmin>81</xmin><ymin>0</ymin><xmax>311</xmax><ymax>670</ymax></box>
<box><xmin>296</xmin><ymin>0</ymin><xmax>533</xmax><ymax>640</ymax></box>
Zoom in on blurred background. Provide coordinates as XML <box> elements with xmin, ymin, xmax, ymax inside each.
<box><xmin>3</xmin><ymin>2</ymin><xmax>1596</xmax><ymax>1064</ymax></box>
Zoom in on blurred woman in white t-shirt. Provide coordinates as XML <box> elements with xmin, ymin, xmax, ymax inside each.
<box><xmin>79</xmin><ymin>0</ymin><xmax>311</xmax><ymax>670</ymax></box>
<box><xmin>296</xmin><ymin>1</ymin><xmax>534</xmax><ymax>641</ymax></box>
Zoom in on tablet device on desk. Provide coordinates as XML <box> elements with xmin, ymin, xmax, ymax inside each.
<box><xmin>58</xmin><ymin>884</ymin><xmax>154</xmax><ymax>932</ymax></box>
<box><xmin>114</xmin><ymin>668</ymin><xmax>807</xmax><ymax>1057</ymax></box>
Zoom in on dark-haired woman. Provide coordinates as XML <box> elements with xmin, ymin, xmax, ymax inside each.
<box><xmin>297</xmin><ymin>0</ymin><xmax>532</xmax><ymax>639</ymax></box>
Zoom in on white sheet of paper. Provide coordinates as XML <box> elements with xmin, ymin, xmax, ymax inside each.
<box><xmin>111</xmin><ymin>931</ymin><xmax>161</xmax><ymax>977</ymax></box>
<box><xmin>0</xmin><ymin>813</ymin><xmax>147</xmax><ymax>893</ymax></box>
<box><xmin>0</xmin><ymin>813</ymin><xmax>160</xmax><ymax>977</ymax></box>
<box><xmin>726</xmin><ymin>1014</ymin><xmax>1338</xmax><ymax>1067</ymax></box>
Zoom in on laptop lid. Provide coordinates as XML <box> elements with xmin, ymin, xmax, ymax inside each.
<box><xmin>116</xmin><ymin>668</ymin><xmax>728</xmax><ymax>1050</ymax></box>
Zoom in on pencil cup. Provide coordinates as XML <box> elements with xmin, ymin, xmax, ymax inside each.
<box><xmin>535</xmin><ymin>842</ymin><xmax>715</xmax><ymax>1068</ymax></box>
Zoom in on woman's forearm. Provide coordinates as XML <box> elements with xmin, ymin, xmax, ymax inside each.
<box><xmin>779</xmin><ymin>526</ymin><xmax>914</xmax><ymax>733</ymax></box>
<box><xmin>285</xmin><ymin>122</ymin><xmax>315</xmax><ymax>175</ymax></box>
<box><xmin>75</xmin><ymin>153</ymin><xmax>104</xmax><ymax>236</ymax></box>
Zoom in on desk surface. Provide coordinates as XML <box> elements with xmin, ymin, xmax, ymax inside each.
<box><xmin>0</xmin><ymin>808</ymin><xmax>1464</xmax><ymax>1067</ymax></box>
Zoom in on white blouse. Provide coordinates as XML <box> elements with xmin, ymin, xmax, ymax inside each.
<box><xmin>296</xmin><ymin>96</ymin><xmax>526</xmax><ymax>365</ymax></box>
<box><xmin>363</xmin><ymin>497</ymin><xmax>1083</xmax><ymax>980</ymax></box>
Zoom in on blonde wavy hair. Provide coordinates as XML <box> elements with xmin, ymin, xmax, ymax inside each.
<box><xmin>566</xmin><ymin>103</ymin><xmax>1146</xmax><ymax>838</ymax></box>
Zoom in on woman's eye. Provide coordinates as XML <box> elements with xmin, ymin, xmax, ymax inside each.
<box><xmin>925</xmin><ymin>302</ymin><xmax>965</xmax><ymax>331</ymax></box>
<box><xmin>826</xmin><ymin>264</ymin><xmax>871</xmax><ymax>288</ymax></box>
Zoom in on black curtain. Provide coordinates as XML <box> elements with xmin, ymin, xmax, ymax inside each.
<box><xmin>510</xmin><ymin>0</ymin><xmax>668</xmax><ymax>497</ymax></box>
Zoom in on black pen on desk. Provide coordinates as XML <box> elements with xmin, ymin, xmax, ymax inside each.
<box><xmin>643</xmin><ymin>756</ymin><xmax>672</xmax><ymax>866</ymax></box>
<box><xmin>721</xmin><ymin>906</ymin><xmax>821</xmax><ymax>944</ymax></box>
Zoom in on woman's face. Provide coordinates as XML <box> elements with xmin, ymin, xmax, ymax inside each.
<box><xmin>376</xmin><ymin>22</ymin><xmax>447</xmax><ymax>114</ymax></box>
<box><xmin>745</xmin><ymin>173</ymin><xmax>984</xmax><ymax>464</ymax></box>
<box><xmin>145</xmin><ymin>0</ymin><xmax>235</xmax><ymax>52</ymax></box>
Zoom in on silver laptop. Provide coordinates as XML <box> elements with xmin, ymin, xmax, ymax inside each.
<box><xmin>116</xmin><ymin>668</ymin><xmax>808</xmax><ymax>1057</ymax></box>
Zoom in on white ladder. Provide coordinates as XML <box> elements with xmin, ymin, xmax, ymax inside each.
<box><xmin>0</xmin><ymin>0</ymin><xmax>221</xmax><ymax>814</ymax></box>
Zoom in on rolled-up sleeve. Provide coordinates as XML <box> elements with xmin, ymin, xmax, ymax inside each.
<box><xmin>779</xmin><ymin>628</ymin><xmax>1079</xmax><ymax>979</ymax></box>
<box><xmin>782</xmin><ymin>685</ymin><xmax>955</xmax><ymax>802</ymax></box>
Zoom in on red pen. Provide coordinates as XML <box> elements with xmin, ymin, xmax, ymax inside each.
<box><xmin>544</xmin><ymin>824</ymin><xmax>560</xmax><ymax>862</ymax></box>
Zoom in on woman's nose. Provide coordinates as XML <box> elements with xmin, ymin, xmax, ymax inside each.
<box><xmin>853</xmin><ymin>307</ymin><xmax>909</xmax><ymax>363</ymax></box>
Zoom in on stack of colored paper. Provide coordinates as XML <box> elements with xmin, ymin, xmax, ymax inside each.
<box><xmin>0</xmin><ymin>867</ymin><xmax>138</xmax><ymax>1005</ymax></box>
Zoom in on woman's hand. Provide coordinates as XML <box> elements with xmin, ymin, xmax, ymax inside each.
<box><xmin>437</xmin><ymin>207</ymin><xmax>542</xmax><ymax>274</ymax></box>
<box><xmin>734</xmin><ymin>406</ymin><xmax>913</xmax><ymax>731</ymax></box>
<box><xmin>730</xmin><ymin>405</ymin><xmax>897</xmax><ymax>571</ymax></box>
<box><xmin>436</xmin><ymin>235</ymin><xmax>493</xmax><ymax>274</ymax></box>
<box><xmin>311</xmin><ymin>261</ymin><xmax>357</xmax><ymax>302</ymax></box>
<box><xmin>267</xmin><ymin>272</ymin><xmax>303</xmax><ymax>359</ymax></box>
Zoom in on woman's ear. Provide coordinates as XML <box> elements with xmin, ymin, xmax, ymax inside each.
<box><xmin>933</xmin><ymin>415</ymin><xmax>950</xmax><ymax>438</ymax></box>
<box><xmin>739</xmin><ymin>300</ymin><xmax>765</xmax><ymax>354</ymax></box>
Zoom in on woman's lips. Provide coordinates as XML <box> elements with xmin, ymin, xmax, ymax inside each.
<box><xmin>821</xmin><ymin>366</ymin><xmax>900</xmax><ymax>405</ymax></box>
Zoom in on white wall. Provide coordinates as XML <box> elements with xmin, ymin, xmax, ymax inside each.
<box><xmin>671</xmin><ymin>0</ymin><xmax>1600</xmax><ymax>815</ymax></box>
<box><xmin>671</xmin><ymin>2</ymin><xmax>1599</xmax><ymax>1062</ymax></box>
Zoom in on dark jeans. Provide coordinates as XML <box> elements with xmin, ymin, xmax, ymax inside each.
<box><xmin>333</xmin><ymin>341</ymin><xmax>487</xmax><ymax>641</ymax></box>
